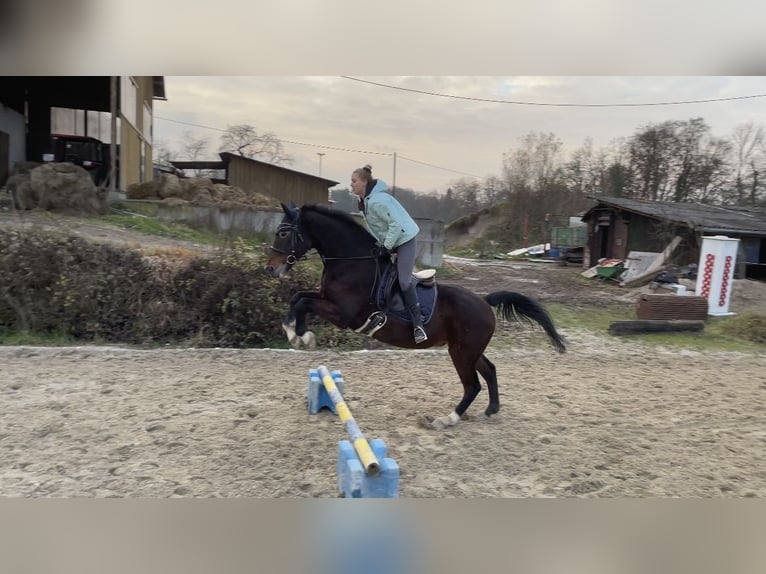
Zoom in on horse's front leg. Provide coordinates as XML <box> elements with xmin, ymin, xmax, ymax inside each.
<box><xmin>282</xmin><ymin>291</ymin><xmax>344</xmax><ymax>350</ymax></box>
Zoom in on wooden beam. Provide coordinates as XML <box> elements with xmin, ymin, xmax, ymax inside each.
<box><xmin>608</xmin><ymin>320</ymin><xmax>705</xmax><ymax>335</ymax></box>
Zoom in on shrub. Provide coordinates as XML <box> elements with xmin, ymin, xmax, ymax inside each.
<box><xmin>0</xmin><ymin>229</ymin><xmax>337</xmax><ymax>348</ymax></box>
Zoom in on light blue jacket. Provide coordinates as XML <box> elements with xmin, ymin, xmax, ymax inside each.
<box><xmin>362</xmin><ymin>179</ymin><xmax>420</xmax><ymax>250</ymax></box>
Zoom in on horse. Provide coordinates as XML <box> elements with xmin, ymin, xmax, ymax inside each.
<box><xmin>264</xmin><ymin>203</ymin><xmax>566</xmax><ymax>429</ymax></box>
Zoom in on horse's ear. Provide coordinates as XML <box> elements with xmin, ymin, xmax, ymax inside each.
<box><xmin>281</xmin><ymin>202</ymin><xmax>299</xmax><ymax>221</ymax></box>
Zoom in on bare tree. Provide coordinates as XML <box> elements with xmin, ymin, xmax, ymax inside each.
<box><xmin>179</xmin><ymin>130</ymin><xmax>211</xmax><ymax>177</ymax></box>
<box><xmin>730</xmin><ymin>122</ymin><xmax>765</xmax><ymax>205</ymax></box>
<box><xmin>219</xmin><ymin>124</ymin><xmax>292</xmax><ymax>166</ymax></box>
<box><xmin>153</xmin><ymin>138</ymin><xmax>173</xmax><ymax>165</ymax></box>
<box><xmin>502</xmin><ymin>131</ymin><xmax>565</xmax><ymax>193</ymax></box>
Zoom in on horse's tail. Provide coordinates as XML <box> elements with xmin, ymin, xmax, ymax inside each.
<box><xmin>485</xmin><ymin>291</ymin><xmax>566</xmax><ymax>353</ymax></box>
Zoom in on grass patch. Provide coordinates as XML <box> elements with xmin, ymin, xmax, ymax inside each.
<box><xmin>546</xmin><ymin>302</ymin><xmax>766</xmax><ymax>353</ymax></box>
<box><xmin>100</xmin><ymin>213</ymin><xmax>228</xmax><ymax>245</ymax></box>
<box><xmin>0</xmin><ymin>329</ymin><xmax>76</xmax><ymax>346</ymax></box>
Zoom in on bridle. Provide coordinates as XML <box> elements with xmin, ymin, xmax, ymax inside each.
<box><xmin>266</xmin><ymin>220</ymin><xmax>308</xmax><ymax>267</ymax></box>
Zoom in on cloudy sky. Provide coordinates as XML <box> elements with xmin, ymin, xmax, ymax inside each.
<box><xmin>152</xmin><ymin>76</ymin><xmax>766</xmax><ymax>194</ymax></box>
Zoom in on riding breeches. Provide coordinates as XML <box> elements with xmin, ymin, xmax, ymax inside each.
<box><xmin>396</xmin><ymin>237</ymin><xmax>417</xmax><ymax>291</ymax></box>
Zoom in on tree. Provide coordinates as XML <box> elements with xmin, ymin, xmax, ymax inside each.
<box><xmin>502</xmin><ymin>131</ymin><xmax>565</xmax><ymax>193</ymax></box>
<box><xmin>219</xmin><ymin>124</ymin><xmax>292</xmax><ymax>165</ymax></box>
<box><xmin>730</xmin><ymin>122</ymin><xmax>765</xmax><ymax>205</ymax></box>
<box><xmin>627</xmin><ymin>120</ymin><xmax>678</xmax><ymax>201</ymax></box>
<box><xmin>153</xmin><ymin>139</ymin><xmax>173</xmax><ymax>165</ymax></box>
<box><xmin>179</xmin><ymin>131</ymin><xmax>211</xmax><ymax>177</ymax></box>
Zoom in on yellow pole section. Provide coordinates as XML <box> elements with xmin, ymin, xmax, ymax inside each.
<box><xmin>318</xmin><ymin>365</ymin><xmax>381</xmax><ymax>477</ymax></box>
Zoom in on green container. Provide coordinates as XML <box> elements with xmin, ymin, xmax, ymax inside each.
<box><xmin>551</xmin><ymin>226</ymin><xmax>586</xmax><ymax>248</ymax></box>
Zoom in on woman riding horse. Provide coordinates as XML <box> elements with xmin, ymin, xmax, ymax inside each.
<box><xmin>264</xmin><ymin>202</ymin><xmax>566</xmax><ymax>429</ymax></box>
<box><xmin>350</xmin><ymin>164</ymin><xmax>427</xmax><ymax>344</ymax></box>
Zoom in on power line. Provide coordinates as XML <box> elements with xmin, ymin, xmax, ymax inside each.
<box><xmin>155</xmin><ymin>116</ymin><xmax>497</xmax><ymax>183</ymax></box>
<box><xmin>397</xmin><ymin>155</ymin><xmax>497</xmax><ymax>182</ymax></box>
<box><xmin>340</xmin><ymin>76</ymin><xmax>766</xmax><ymax>108</ymax></box>
<box><xmin>154</xmin><ymin>116</ymin><xmax>393</xmax><ymax>155</ymax></box>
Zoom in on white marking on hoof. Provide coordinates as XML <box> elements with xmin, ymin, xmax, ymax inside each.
<box><xmin>301</xmin><ymin>331</ymin><xmax>316</xmax><ymax>350</ymax></box>
<box><xmin>282</xmin><ymin>321</ymin><xmax>300</xmax><ymax>348</ymax></box>
<box><xmin>431</xmin><ymin>411</ymin><xmax>460</xmax><ymax>430</ymax></box>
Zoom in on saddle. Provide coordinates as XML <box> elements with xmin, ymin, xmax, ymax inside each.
<box><xmin>355</xmin><ymin>261</ymin><xmax>438</xmax><ymax>336</ymax></box>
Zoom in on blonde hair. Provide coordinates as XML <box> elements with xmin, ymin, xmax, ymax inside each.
<box><xmin>352</xmin><ymin>164</ymin><xmax>373</xmax><ymax>181</ymax></box>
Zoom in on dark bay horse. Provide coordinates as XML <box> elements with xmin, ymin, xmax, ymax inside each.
<box><xmin>264</xmin><ymin>203</ymin><xmax>566</xmax><ymax>429</ymax></box>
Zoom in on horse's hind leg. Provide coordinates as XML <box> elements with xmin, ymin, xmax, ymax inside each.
<box><xmin>477</xmin><ymin>354</ymin><xmax>499</xmax><ymax>416</ymax></box>
<box><xmin>430</xmin><ymin>347</ymin><xmax>483</xmax><ymax>430</ymax></box>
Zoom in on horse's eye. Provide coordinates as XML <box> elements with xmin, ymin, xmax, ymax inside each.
<box><xmin>278</xmin><ymin>231</ymin><xmax>289</xmax><ymax>239</ymax></box>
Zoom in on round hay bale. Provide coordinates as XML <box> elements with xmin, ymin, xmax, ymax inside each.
<box><xmin>157</xmin><ymin>173</ymin><xmax>183</xmax><ymax>199</ymax></box>
<box><xmin>25</xmin><ymin>163</ymin><xmax>108</xmax><ymax>215</ymax></box>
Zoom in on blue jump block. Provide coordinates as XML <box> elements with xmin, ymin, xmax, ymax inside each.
<box><xmin>337</xmin><ymin>438</ymin><xmax>400</xmax><ymax>498</ymax></box>
<box><xmin>308</xmin><ymin>368</ymin><xmax>344</xmax><ymax>414</ymax></box>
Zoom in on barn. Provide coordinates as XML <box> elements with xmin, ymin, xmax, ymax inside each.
<box><xmin>581</xmin><ymin>196</ymin><xmax>766</xmax><ymax>280</ymax></box>
<box><xmin>0</xmin><ymin>76</ymin><xmax>165</xmax><ymax>192</ymax></box>
<box><xmin>170</xmin><ymin>152</ymin><xmax>338</xmax><ymax>207</ymax></box>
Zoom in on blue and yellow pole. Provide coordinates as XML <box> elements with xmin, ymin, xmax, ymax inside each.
<box><xmin>318</xmin><ymin>365</ymin><xmax>381</xmax><ymax>477</ymax></box>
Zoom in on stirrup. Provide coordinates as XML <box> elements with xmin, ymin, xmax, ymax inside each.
<box><xmin>414</xmin><ymin>326</ymin><xmax>428</xmax><ymax>344</ymax></box>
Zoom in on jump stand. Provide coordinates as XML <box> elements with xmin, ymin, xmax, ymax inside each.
<box><xmin>308</xmin><ymin>366</ymin><xmax>400</xmax><ymax>498</ymax></box>
<box><xmin>307</xmin><ymin>368</ymin><xmax>345</xmax><ymax>414</ymax></box>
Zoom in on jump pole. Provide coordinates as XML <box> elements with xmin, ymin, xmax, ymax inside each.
<box><xmin>309</xmin><ymin>366</ymin><xmax>400</xmax><ymax>497</ymax></box>
<box><xmin>317</xmin><ymin>365</ymin><xmax>380</xmax><ymax>477</ymax></box>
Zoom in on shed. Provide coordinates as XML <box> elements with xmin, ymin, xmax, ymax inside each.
<box><xmin>171</xmin><ymin>152</ymin><xmax>338</xmax><ymax>206</ymax></box>
<box><xmin>581</xmin><ymin>196</ymin><xmax>766</xmax><ymax>280</ymax></box>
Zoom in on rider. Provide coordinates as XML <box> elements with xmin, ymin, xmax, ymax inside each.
<box><xmin>350</xmin><ymin>164</ymin><xmax>428</xmax><ymax>344</ymax></box>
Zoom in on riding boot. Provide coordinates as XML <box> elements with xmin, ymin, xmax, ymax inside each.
<box><xmin>401</xmin><ymin>282</ymin><xmax>428</xmax><ymax>344</ymax></box>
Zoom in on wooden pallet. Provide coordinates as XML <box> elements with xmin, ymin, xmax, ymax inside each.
<box><xmin>636</xmin><ymin>294</ymin><xmax>708</xmax><ymax>321</ymax></box>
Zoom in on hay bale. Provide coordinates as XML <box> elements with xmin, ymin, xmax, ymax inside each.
<box><xmin>7</xmin><ymin>173</ymin><xmax>39</xmax><ymax>210</ymax></box>
<box><xmin>10</xmin><ymin>163</ymin><xmax>108</xmax><ymax>215</ymax></box>
<box><xmin>157</xmin><ymin>173</ymin><xmax>183</xmax><ymax>199</ymax></box>
<box><xmin>126</xmin><ymin>181</ymin><xmax>160</xmax><ymax>200</ymax></box>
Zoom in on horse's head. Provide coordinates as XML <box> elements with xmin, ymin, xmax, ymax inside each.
<box><xmin>264</xmin><ymin>203</ymin><xmax>311</xmax><ymax>278</ymax></box>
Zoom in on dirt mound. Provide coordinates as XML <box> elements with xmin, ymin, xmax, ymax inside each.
<box><xmin>6</xmin><ymin>163</ymin><xmax>108</xmax><ymax>215</ymax></box>
<box><xmin>127</xmin><ymin>175</ymin><xmax>278</xmax><ymax>209</ymax></box>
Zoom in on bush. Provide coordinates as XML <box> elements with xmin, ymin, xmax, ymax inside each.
<box><xmin>0</xmin><ymin>228</ymin><xmax>339</xmax><ymax>348</ymax></box>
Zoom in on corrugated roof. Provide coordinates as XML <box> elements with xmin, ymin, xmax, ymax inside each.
<box><xmin>585</xmin><ymin>196</ymin><xmax>766</xmax><ymax>235</ymax></box>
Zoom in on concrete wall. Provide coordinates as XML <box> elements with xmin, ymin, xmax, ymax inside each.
<box><xmin>123</xmin><ymin>200</ymin><xmax>445</xmax><ymax>267</ymax></box>
<box><xmin>123</xmin><ymin>200</ymin><xmax>284</xmax><ymax>235</ymax></box>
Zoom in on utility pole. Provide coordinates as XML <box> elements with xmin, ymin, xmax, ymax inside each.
<box><xmin>110</xmin><ymin>76</ymin><xmax>117</xmax><ymax>195</ymax></box>
<box><xmin>392</xmin><ymin>151</ymin><xmax>397</xmax><ymax>197</ymax></box>
<box><xmin>316</xmin><ymin>152</ymin><xmax>325</xmax><ymax>176</ymax></box>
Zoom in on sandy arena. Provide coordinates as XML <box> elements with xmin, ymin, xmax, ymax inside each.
<box><xmin>2</xmin><ymin>338</ymin><xmax>765</xmax><ymax>498</ymax></box>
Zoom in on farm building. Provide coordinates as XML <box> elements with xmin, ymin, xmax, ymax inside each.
<box><xmin>581</xmin><ymin>196</ymin><xmax>766</xmax><ymax>280</ymax></box>
<box><xmin>170</xmin><ymin>152</ymin><xmax>338</xmax><ymax>207</ymax></box>
<box><xmin>0</xmin><ymin>76</ymin><xmax>165</xmax><ymax>192</ymax></box>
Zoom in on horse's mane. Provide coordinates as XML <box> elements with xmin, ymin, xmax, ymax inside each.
<box><xmin>301</xmin><ymin>203</ymin><xmax>361</xmax><ymax>228</ymax></box>
<box><xmin>299</xmin><ymin>203</ymin><xmax>376</xmax><ymax>252</ymax></box>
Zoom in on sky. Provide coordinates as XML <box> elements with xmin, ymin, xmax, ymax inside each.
<box><xmin>152</xmin><ymin>76</ymin><xmax>766</xmax><ymax>195</ymax></box>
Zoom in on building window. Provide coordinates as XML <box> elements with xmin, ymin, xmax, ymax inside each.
<box><xmin>53</xmin><ymin>108</ymin><xmax>118</xmax><ymax>143</ymax></box>
<box><xmin>120</xmin><ymin>76</ymin><xmax>137</xmax><ymax>128</ymax></box>
<box><xmin>51</xmin><ymin>107</ymin><xmax>85</xmax><ymax>136</ymax></box>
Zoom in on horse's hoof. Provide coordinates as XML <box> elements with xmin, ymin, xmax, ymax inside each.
<box><xmin>301</xmin><ymin>331</ymin><xmax>316</xmax><ymax>350</ymax></box>
<box><xmin>422</xmin><ymin>414</ymin><xmax>457</xmax><ymax>430</ymax></box>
